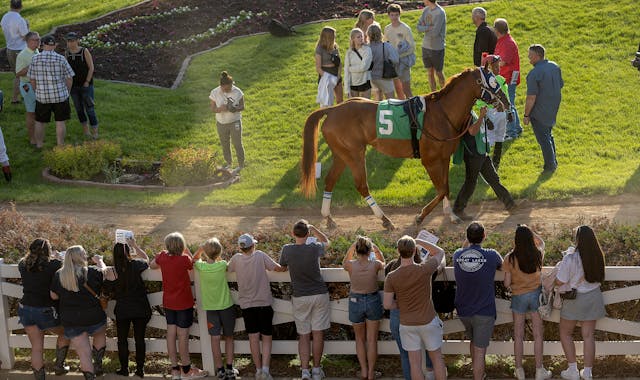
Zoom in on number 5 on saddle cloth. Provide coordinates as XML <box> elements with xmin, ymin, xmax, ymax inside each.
<box><xmin>375</xmin><ymin>96</ymin><xmax>426</xmax><ymax>158</ymax></box>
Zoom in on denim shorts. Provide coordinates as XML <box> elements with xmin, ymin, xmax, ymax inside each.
<box><xmin>18</xmin><ymin>304</ymin><xmax>60</xmax><ymax>330</ymax></box>
<box><xmin>511</xmin><ymin>287</ymin><xmax>542</xmax><ymax>314</ymax></box>
<box><xmin>165</xmin><ymin>307</ymin><xmax>194</xmax><ymax>329</ymax></box>
<box><xmin>19</xmin><ymin>83</ymin><xmax>36</xmax><ymax>113</ymax></box>
<box><xmin>348</xmin><ymin>292</ymin><xmax>383</xmax><ymax>324</ymax></box>
<box><xmin>64</xmin><ymin>319</ymin><xmax>106</xmax><ymax>339</ymax></box>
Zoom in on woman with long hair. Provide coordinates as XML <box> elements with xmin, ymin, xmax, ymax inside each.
<box><xmin>355</xmin><ymin>9</ymin><xmax>377</xmax><ymax>43</ymax></box>
<box><xmin>18</xmin><ymin>238</ymin><xmax>70</xmax><ymax>379</ymax></box>
<box><xmin>104</xmin><ymin>238</ymin><xmax>151</xmax><ymax>378</ymax></box>
<box><xmin>502</xmin><ymin>225</ymin><xmax>551</xmax><ymax>380</ymax></box>
<box><xmin>367</xmin><ymin>24</ymin><xmax>398</xmax><ymax>100</ymax></box>
<box><xmin>555</xmin><ymin>225</ymin><xmax>606</xmax><ymax>380</ymax></box>
<box><xmin>50</xmin><ymin>245</ymin><xmax>107</xmax><ymax>380</ymax></box>
<box><xmin>344</xmin><ymin>28</ymin><xmax>372</xmax><ymax>99</ymax></box>
<box><xmin>315</xmin><ymin>26</ymin><xmax>343</xmax><ymax>106</ymax></box>
<box><xmin>342</xmin><ymin>236</ymin><xmax>385</xmax><ymax>380</ymax></box>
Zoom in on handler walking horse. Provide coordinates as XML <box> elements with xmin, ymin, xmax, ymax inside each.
<box><xmin>300</xmin><ymin>67</ymin><xmax>510</xmax><ymax>229</ymax></box>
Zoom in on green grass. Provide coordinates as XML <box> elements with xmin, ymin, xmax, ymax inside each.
<box><xmin>0</xmin><ymin>0</ymin><xmax>140</xmax><ymax>45</ymax></box>
<box><xmin>1</xmin><ymin>0</ymin><xmax>638</xmax><ymax>209</ymax></box>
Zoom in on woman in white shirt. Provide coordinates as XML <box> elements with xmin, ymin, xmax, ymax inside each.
<box><xmin>344</xmin><ymin>28</ymin><xmax>372</xmax><ymax>99</ymax></box>
<box><xmin>555</xmin><ymin>225</ymin><xmax>606</xmax><ymax>380</ymax></box>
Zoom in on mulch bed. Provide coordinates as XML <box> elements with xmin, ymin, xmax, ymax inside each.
<box><xmin>0</xmin><ymin>0</ymin><xmax>438</xmax><ymax>87</ymax></box>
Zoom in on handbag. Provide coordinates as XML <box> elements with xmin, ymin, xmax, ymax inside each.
<box><xmin>431</xmin><ymin>267</ymin><xmax>456</xmax><ymax>313</ymax></box>
<box><xmin>83</xmin><ymin>281</ymin><xmax>108</xmax><ymax>311</ymax></box>
<box><xmin>538</xmin><ymin>290</ymin><xmax>552</xmax><ymax>318</ymax></box>
<box><xmin>381</xmin><ymin>43</ymin><xmax>398</xmax><ymax>79</ymax></box>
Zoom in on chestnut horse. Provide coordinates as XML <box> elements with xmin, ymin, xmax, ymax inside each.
<box><xmin>300</xmin><ymin>67</ymin><xmax>510</xmax><ymax>229</ymax></box>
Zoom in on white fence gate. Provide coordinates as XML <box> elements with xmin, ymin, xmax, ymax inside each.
<box><xmin>1</xmin><ymin>259</ymin><xmax>640</xmax><ymax>374</ymax></box>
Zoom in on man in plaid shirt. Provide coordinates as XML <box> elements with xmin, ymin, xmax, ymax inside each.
<box><xmin>28</xmin><ymin>35</ymin><xmax>74</xmax><ymax>148</ymax></box>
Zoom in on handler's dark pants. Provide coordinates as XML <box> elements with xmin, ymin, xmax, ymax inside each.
<box><xmin>453</xmin><ymin>151</ymin><xmax>514</xmax><ymax>213</ymax></box>
<box><xmin>216</xmin><ymin>120</ymin><xmax>245</xmax><ymax>167</ymax></box>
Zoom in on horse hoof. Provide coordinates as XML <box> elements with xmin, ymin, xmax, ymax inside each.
<box><xmin>450</xmin><ymin>215</ymin><xmax>462</xmax><ymax>224</ymax></box>
<box><xmin>326</xmin><ymin>216</ymin><xmax>337</xmax><ymax>230</ymax></box>
<box><xmin>382</xmin><ymin>216</ymin><xmax>396</xmax><ymax>231</ymax></box>
<box><xmin>415</xmin><ymin>215</ymin><xmax>424</xmax><ymax>226</ymax></box>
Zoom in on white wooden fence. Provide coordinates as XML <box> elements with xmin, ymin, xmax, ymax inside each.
<box><xmin>1</xmin><ymin>259</ymin><xmax>640</xmax><ymax>373</ymax></box>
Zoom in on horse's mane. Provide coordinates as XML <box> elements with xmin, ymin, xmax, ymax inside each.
<box><xmin>424</xmin><ymin>68</ymin><xmax>476</xmax><ymax>102</ymax></box>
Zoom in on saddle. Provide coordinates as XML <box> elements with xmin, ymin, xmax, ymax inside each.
<box><xmin>379</xmin><ymin>96</ymin><xmax>425</xmax><ymax>158</ymax></box>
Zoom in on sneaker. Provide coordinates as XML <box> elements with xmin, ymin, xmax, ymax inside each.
<box><xmin>225</xmin><ymin>367</ymin><xmax>239</xmax><ymax>380</ymax></box>
<box><xmin>312</xmin><ymin>368</ymin><xmax>325</xmax><ymax>380</ymax></box>
<box><xmin>218</xmin><ymin>368</ymin><xmax>227</xmax><ymax>379</ymax></box>
<box><xmin>561</xmin><ymin>368</ymin><xmax>580</xmax><ymax>380</ymax></box>
<box><xmin>301</xmin><ymin>370</ymin><xmax>311</xmax><ymax>380</ymax></box>
<box><xmin>182</xmin><ymin>366</ymin><xmax>208</xmax><ymax>379</ymax></box>
<box><xmin>515</xmin><ymin>367</ymin><xmax>526</xmax><ymax>380</ymax></box>
<box><xmin>255</xmin><ymin>369</ymin><xmax>264</xmax><ymax>380</ymax></box>
<box><xmin>171</xmin><ymin>368</ymin><xmax>182</xmax><ymax>380</ymax></box>
<box><xmin>579</xmin><ymin>369</ymin><xmax>592</xmax><ymax>380</ymax></box>
<box><xmin>425</xmin><ymin>370</ymin><xmax>436</xmax><ymax>380</ymax></box>
<box><xmin>536</xmin><ymin>367</ymin><xmax>552</xmax><ymax>380</ymax></box>
<box><xmin>262</xmin><ymin>372</ymin><xmax>273</xmax><ymax>380</ymax></box>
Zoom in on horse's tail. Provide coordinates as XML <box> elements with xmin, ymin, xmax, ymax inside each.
<box><xmin>300</xmin><ymin>107</ymin><xmax>330</xmax><ymax>198</ymax></box>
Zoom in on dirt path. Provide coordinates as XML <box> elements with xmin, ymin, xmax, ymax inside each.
<box><xmin>6</xmin><ymin>193</ymin><xmax>640</xmax><ymax>241</ymax></box>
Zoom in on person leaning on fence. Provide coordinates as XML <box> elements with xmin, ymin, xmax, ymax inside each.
<box><xmin>103</xmin><ymin>237</ymin><xmax>151</xmax><ymax>378</ymax></box>
<box><xmin>279</xmin><ymin>219</ymin><xmax>331</xmax><ymax>380</ymax></box>
<box><xmin>49</xmin><ymin>245</ymin><xmax>108</xmax><ymax>380</ymax></box>
<box><xmin>18</xmin><ymin>238</ymin><xmax>71</xmax><ymax>379</ymax></box>
<box><xmin>192</xmin><ymin>238</ymin><xmax>238</xmax><ymax>380</ymax></box>
<box><xmin>342</xmin><ymin>236</ymin><xmax>385</xmax><ymax>380</ymax></box>
<box><xmin>210</xmin><ymin>71</ymin><xmax>245</xmax><ymax>172</ymax></box>
<box><xmin>383</xmin><ymin>236</ymin><xmax>447</xmax><ymax>380</ymax></box>
<box><xmin>555</xmin><ymin>225</ymin><xmax>606</xmax><ymax>380</ymax></box>
<box><xmin>228</xmin><ymin>233</ymin><xmax>286</xmax><ymax>380</ymax></box>
<box><xmin>502</xmin><ymin>225</ymin><xmax>552</xmax><ymax>380</ymax></box>
<box><xmin>453</xmin><ymin>222</ymin><xmax>502</xmax><ymax>380</ymax></box>
<box><xmin>149</xmin><ymin>232</ymin><xmax>208</xmax><ymax>380</ymax></box>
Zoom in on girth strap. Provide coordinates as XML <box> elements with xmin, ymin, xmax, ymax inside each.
<box><xmin>402</xmin><ymin>96</ymin><xmax>424</xmax><ymax>159</ymax></box>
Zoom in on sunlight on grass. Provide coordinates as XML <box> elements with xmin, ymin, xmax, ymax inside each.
<box><xmin>1</xmin><ymin>0</ymin><xmax>638</xmax><ymax>209</ymax></box>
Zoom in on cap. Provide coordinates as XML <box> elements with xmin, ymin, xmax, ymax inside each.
<box><xmin>64</xmin><ymin>32</ymin><xmax>79</xmax><ymax>41</ymax></box>
<box><xmin>41</xmin><ymin>35</ymin><xmax>56</xmax><ymax>46</ymax></box>
<box><xmin>237</xmin><ymin>233</ymin><xmax>257</xmax><ymax>249</ymax></box>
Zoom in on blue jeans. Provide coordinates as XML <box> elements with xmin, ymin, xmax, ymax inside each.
<box><xmin>506</xmin><ymin>84</ymin><xmax>522</xmax><ymax>137</ymax></box>
<box><xmin>390</xmin><ymin>309</ymin><xmax>432</xmax><ymax>380</ymax></box>
<box><xmin>531</xmin><ymin>120</ymin><xmax>557</xmax><ymax>171</ymax></box>
<box><xmin>70</xmin><ymin>85</ymin><xmax>98</xmax><ymax>127</ymax></box>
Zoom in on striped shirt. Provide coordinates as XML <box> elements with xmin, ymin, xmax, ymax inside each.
<box><xmin>27</xmin><ymin>50</ymin><xmax>75</xmax><ymax>104</ymax></box>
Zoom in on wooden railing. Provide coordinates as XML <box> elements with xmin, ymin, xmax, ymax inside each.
<box><xmin>1</xmin><ymin>259</ymin><xmax>639</xmax><ymax>373</ymax></box>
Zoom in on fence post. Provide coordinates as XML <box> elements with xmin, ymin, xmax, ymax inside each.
<box><xmin>193</xmin><ymin>269</ymin><xmax>214</xmax><ymax>374</ymax></box>
<box><xmin>0</xmin><ymin>258</ymin><xmax>16</xmax><ymax>369</ymax></box>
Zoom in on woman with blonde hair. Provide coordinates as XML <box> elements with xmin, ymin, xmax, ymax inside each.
<box><xmin>50</xmin><ymin>245</ymin><xmax>107</xmax><ymax>380</ymax></box>
<box><xmin>344</xmin><ymin>28</ymin><xmax>372</xmax><ymax>99</ymax></box>
<box><xmin>355</xmin><ymin>10</ymin><xmax>377</xmax><ymax>43</ymax></box>
<box><xmin>556</xmin><ymin>225</ymin><xmax>606</xmax><ymax>380</ymax></box>
<box><xmin>367</xmin><ymin>24</ymin><xmax>398</xmax><ymax>100</ymax></box>
<box><xmin>18</xmin><ymin>238</ymin><xmax>70</xmax><ymax>379</ymax></box>
<box><xmin>343</xmin><ymin>236</ymin><xmax>385</xmax><ymax>380</ymax></box>
<box><xmin>315</xmin><ymin>26</ymin><xmax>343</xmax><ymax>106</ymax></box>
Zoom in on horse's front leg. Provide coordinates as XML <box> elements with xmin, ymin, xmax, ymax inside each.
<box><xmin>416</xmin><ymin>157</ymin><xmax>458</xmax><ymax>225</ymax></box>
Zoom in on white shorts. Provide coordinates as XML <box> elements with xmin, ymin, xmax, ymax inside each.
<box><xmin>371</xmin><ymin>78</ymin><xmax>395</xmax><ymax>95</ymax></box>
<box><xmin>292</xmin><ymin>293</ymin><xmax>331</xmax><ymax>334</ymax></box>
<box><xmin>486</xmin><ymin>108</ymin><xmax>507</xmax><ymax>146</ymax></box>
<box><xmin>399</xmin><ymin>315</ymin><xmax>443</xmax><ymax>352</ymax></box>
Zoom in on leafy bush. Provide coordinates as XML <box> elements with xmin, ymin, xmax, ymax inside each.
<box><xmin>44</xmin><ymin>141</ymin><xmax>122</xmax><ymax>180</ymax></box>
<box><xmin>159</xmin><ymin>147</ymin><xmax>220</xmax><ymax>187</ymax></box>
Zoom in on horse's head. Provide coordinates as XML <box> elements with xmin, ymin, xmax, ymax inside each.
<box><xmin>474</xmin><ymin>67</ymin><xmax>510</xmax><ymax>112</ymax></box>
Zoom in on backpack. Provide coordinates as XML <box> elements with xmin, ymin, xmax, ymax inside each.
<box><xmin>268</xmin><ymin>19</ymin><xmax>296</xmax><ymax>37</ymax></box>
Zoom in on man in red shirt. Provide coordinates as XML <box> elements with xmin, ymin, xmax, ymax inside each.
<box><xmin>493</xmin><ymin>18</ymin><xmax>522</xmax><ymax>140</ymax></box>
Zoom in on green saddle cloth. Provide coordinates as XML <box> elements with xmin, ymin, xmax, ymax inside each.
<box><xmin>376</xmin><ymin>100</ymin><xmax>424</xmax><ymax>140</ymax></box>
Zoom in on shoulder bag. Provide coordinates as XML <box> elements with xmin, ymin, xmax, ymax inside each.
<box><xmin>382</xmin><ymin>43</ymin><xmax>398</xmax><ymax>79</ymax></box>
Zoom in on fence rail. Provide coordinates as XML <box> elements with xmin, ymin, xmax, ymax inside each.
<box><xmin>1</xmin><ymin>260</ymin><xmax>639</xmax><ymax>373</ymax></box>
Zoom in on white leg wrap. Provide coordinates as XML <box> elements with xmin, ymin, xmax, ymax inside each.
<box><xmin>321</xmin><ymin>191</ymin><xmax>332</xmax><ymax>217</ymax></box>
<box><xmin>365</xmin><ymin>195</ymin><xmax>384</xmax><ymax>218</ymax></box>
<box><xmin>442</xmin><ymin>197</ymin><xmax>452</xmax><ymax>214</ymax></box>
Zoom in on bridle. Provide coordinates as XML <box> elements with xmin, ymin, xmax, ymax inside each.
<box><xmin>420</xmin><ymin>68</ymin><xmax>508</xmax><ymax>142</ymax></box>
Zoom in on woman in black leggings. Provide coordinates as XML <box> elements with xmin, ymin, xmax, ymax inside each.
<box><xmin>105</xmin><ymin>237</ymin><xmax>152</xmax><ymax>378</ymax></box>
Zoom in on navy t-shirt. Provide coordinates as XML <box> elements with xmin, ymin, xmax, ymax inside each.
<box><xmin>453</xmin><ymin>244</ymin><xmax>502</xmax><ymax>317</ymax></box>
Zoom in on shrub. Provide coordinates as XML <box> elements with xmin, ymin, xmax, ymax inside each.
<box><xmin>44</xmin><ymin>141</ymin><xmax>122</xmax><ymax>180</ymax></box>
<box><xmin>159</xmin><ymin>147</ymin><xmax>220</xmax><ymax>187</ymax></box>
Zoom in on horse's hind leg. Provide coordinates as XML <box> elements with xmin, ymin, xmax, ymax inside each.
<box><xmin>322</xmin><ymin>156</ymin><xmax>347</xmax><ymax>229</ymax></box>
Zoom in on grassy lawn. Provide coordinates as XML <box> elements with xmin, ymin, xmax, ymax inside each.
<box><xmin>0</xmin><ymin>0</ymin><xmax>140</xmax><ymax>45</ymax></box>
<box><xmin>0</xmin><ymin>0</ymin><xmax>638</xmax><ymax>209</ymax></box>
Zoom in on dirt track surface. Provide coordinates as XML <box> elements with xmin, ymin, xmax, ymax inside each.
<box><xmin>6</xmin><ymin>193</ymin><xmax>640</xmax><ymax>241</ymax></box>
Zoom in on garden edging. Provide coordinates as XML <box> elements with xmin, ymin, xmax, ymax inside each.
<box><xmin>42</xmin><ymin>167</ymin><xmax>239</xmax><ymax>192</ymax></box>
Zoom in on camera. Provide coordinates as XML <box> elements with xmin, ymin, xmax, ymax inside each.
<box><xmin>633</xmin><ymin>51</ymin><xmax>640</xmax><ymax>71</ymax></box>
<box><xmin>226</xmin><ymin>97</ymin><xmax>237</xmax><ymax>113</ymax></box>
